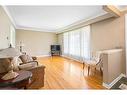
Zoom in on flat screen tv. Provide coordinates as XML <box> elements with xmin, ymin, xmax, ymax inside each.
<box><xmin>51</xmin><ymin>45</ymin><xmax>60</xmax><ymax>51</ymax></box>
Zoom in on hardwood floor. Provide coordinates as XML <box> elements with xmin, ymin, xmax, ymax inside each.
<box><xmin>38</xmin><ymin>56</ymin><xmax>105</xmax><ymax>89</ymax></box>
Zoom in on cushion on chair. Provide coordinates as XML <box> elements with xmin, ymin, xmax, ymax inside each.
<box><xmin>19</xmin><ymin>55</ymin><xmax>33</xmax><ymax>63</ymax></box>
<box><xmin>17</xmin><ymin>57</ymin><xmax>22</xmax><ymax>64</ymax></box>
<box><xmin>18</xmin><ymin>62</ymin><xmax>37</xmax><ymax>70</ymax></box>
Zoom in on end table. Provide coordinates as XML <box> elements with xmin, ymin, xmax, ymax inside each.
<box><xmin>0</xmin><ymin>70</ymin><xmax>32</xmax><ymax>89</ymax></box>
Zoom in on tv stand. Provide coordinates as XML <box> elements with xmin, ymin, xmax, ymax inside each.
<box><xmin>50</xmin><ymin>45</ymin><xmax>61</xmax><ymax>56</ymax></box>
<box><xmin>51</xmin><ymin>50</ymin><xmax>61</xmax><ymax>56</ymax></box>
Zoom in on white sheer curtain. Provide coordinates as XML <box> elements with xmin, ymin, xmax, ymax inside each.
<box><xmin>63</xmin><ymin>25</ymin><xmax>91</xmax><ymax>61</ymax></box>
<box><xmin>63</xmin><ymin>32</ymin><xmax>69</xmax><ymax>56</ymax></box>
<box><xmin>81</xmin><ymin>26</ymin><xmax>91</xmax><ymax>60</ymax></box>
<box><xmin>69</xmin><ymin>30</ymin><xmax>80</xmax><ymax>59</ymax></box>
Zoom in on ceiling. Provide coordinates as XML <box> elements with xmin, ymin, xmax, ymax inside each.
<box><xmin>5</xmin><ymin>6</ymin><xmax>109</xmax><ymax>33</ymax></box>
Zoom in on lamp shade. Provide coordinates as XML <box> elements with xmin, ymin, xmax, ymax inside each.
<box><xmin>0</xmin><ymin>47</ymin><xmax>21</xmax><ymax>58</ymax></box>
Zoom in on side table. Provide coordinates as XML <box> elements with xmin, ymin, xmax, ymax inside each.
<box><xmin>0</xmin><ymin>70</ymin><xmax>32</xmax><ymax>89</ymax></box>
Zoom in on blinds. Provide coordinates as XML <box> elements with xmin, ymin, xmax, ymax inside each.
<box><xmin>63</xmin><ymin>25</ymin><xmax>90</xmax><ymax>61</ymax></box>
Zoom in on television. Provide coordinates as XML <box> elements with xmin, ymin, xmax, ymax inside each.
<box><xmin>51</xmin><ymin>45</ymin><xmax>60</xmax><ymax>51</ymax></box>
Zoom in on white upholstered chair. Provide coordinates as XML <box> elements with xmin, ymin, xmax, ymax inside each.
<box><xmin>83</xmin><ymin>51</ymin><xmax>103</xmax><ymax>75</ymax></box>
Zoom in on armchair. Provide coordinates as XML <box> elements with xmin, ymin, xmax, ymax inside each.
<box><xmin>18</xmin><ymin>54</ymin><xmax>45</xmax><ymax>89</ymax></box>
<box><xmin>19</xmin><ymin>55</ymin><xmax>38</xmax><ymax>64</ymax></box>
<box><xmin>18</xmin><ymin>55</ymin><xmax>39</xmax><ymax>70</ymax></box>
<box><xmin>83</xmin><ymin>51</ymin><xmax>103</xmax><ymax>75</ymax></box>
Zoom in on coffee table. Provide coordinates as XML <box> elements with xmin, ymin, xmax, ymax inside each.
<box><xmin>0</xmin><ymin>70</ymin><xmax>32</xmax><ymax>89</ymax></box>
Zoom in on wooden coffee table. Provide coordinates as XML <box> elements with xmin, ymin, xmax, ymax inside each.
<box><xmin>0</xmin><ymin>70</ymin><xmax>32</xmax><ymax>89</ymax></box>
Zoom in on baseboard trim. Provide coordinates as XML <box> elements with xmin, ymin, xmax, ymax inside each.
<box><xmin>36</xmin><ymin>55</ymin><xmax>50</xmax><ymax>57</ymax></box>
<box><xmin>103</xmin><ymin>73</ymin><xmax>126</xmax><ymax>89</ymax></box>
<box><xmin>61</xmin><ymin>55</ymin><xmax>82</xmax><ymax>63</ymax></box>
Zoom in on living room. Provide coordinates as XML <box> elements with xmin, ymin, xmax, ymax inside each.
<box><xmin>0</xmin><ymin>4</ymin><xmax>127</xmax><ymax>91</ymax></box>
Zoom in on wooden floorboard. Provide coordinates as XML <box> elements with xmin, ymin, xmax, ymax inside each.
<box><xmin>37</xmin><ymin>56</ymin><xmax>105</xmax><ymax>89</ymax></box>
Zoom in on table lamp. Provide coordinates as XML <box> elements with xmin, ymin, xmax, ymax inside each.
<box><xmin>0</xmin><ymin>47</ymin><xmax>21</xmax><ymax>80</ymax></box>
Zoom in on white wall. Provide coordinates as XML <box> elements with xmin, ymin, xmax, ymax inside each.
<box><xmin>91</xmin><ymin>16</ymin><xmax>125</xmax><ymax>74</ymax></box>
<box><xmin>16</xmin><ymin>29</ymin><xmax>57</xmax><ymax>56</ymax></box>
<box><xmin>0</xmin><ymin>6</ymin><xmax>15</xmax><ymax>49</ymax></box>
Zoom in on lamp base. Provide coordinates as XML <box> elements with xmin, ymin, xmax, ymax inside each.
<box><xmin>2</xmin><ymin>70</ymin><xmax>19</xmax><ymax>80</ymax></box>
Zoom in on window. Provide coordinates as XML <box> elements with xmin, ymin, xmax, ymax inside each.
<box><xmin>63</xmin><ymin>25</ymin><xmax>90</xmax><ymax>61</ymax></box>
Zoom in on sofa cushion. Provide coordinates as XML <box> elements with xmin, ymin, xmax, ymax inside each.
<box><xmin>19</xmin><ymin>55</ymin><xmax>33</xmax><ymax>63</ymax></box>
<box><xmin>18</xmin><ymin>62</ymin><xmax>37</xmax><ymax>70</ymax></box>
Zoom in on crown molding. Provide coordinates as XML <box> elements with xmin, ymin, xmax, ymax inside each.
<box><xmin>17</xmin><ymin>13</ymin><xmax>113</xmax><ymax>34</ymax></box>
<box><xmin>16</xmin><ymin>25</ymin><xmax>57</xmax><ymax>33</ymax></box>
<box><xmin>2</xmin><ymin>6</ymin><xmax>17</xmax><ymax>28</ymax></box>
<box><xmin>56</xmin><ymin>13</ymin><xmax>113</xmax><ymax>34</ymax></box>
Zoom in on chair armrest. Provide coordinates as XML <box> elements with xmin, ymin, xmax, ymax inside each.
<box><xmin>27</xmin><ymin>61</ymin><xmax>39</xmax><ymax>66</ymax></box>
<box><xmin>18</xmin><ymin>61</ymin><xmax>41</xmax><ymax>71</ymax></box>
<box><xmin>32</xmin><ymin>57</ymin><xmax>37</xmax><ymax>60</ymax></box>
<box><xmin>19</xmin><ymin>61</ymin><xmax>39</xmax><ymax>66</ymax></box>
